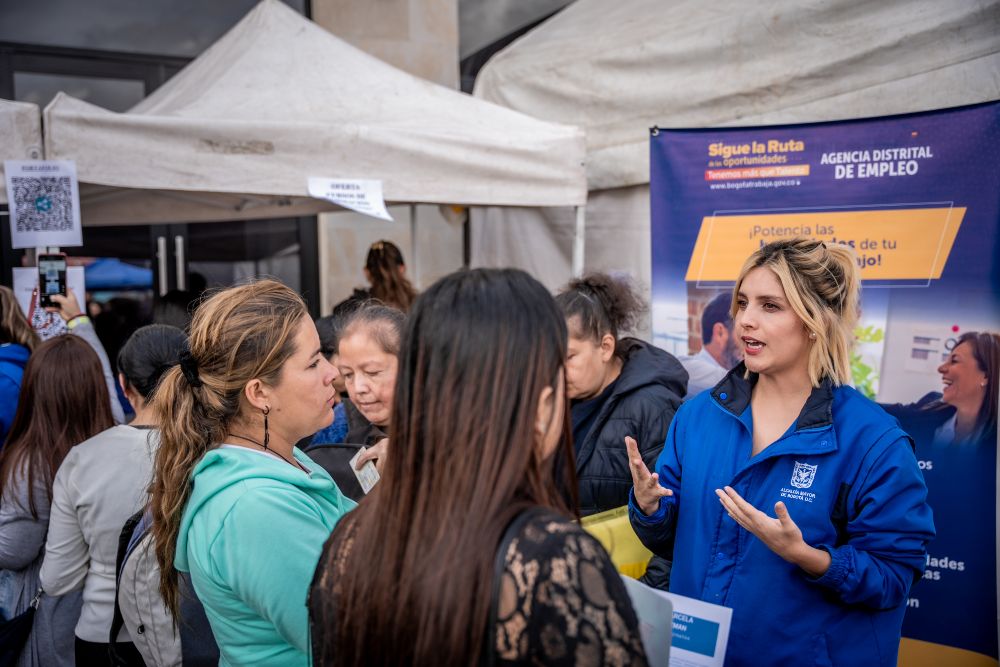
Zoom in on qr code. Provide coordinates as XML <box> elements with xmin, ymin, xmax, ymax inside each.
<box><xmin>11</xmin><ymin>176</ymin><xmax>74</xmax><ymax>233</ymax></box>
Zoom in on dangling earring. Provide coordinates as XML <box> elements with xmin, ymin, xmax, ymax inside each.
<box><xmin>262</xmin><ymin>406</ymin><xmax>270</xmax><ymax>450</ymax></box>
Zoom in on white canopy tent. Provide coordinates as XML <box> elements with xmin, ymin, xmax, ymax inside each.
<box><xmin>42</xmin><ymin>0</ymin><xmax>587</xmax><ymax>227</ymax></box>
<box><xmin>0</xmin><ymin>99</ymin><xmax>44</xmax><ymax>205</ymax></box>
<box><xmin>470</xmin><ymin>0</ymin><xmax>1000</xmax><ymax>301</ymax></box>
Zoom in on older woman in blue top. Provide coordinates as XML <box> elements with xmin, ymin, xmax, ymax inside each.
<box><xmin>628</xmin><ymin>238</ymin><xmax>935</xmax><ymax>667</ymax></box>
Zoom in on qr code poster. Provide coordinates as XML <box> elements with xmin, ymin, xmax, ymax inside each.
<box><xmin>3</xmin><ymin>160</ymin><xmax>82</xmax><ymax>249</ymax></box>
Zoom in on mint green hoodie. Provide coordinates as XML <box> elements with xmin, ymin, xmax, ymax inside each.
<box><xmin>176</xmin><ymin>446</ymin><xmax>356</xmax><ymax>666</ymax></box>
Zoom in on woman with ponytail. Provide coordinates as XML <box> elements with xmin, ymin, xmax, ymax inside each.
<box><xmin>363</xmin><ymin>240</ymin><xmax>417</xmax><ymax>311</ymax></box>
<box><xmin>555</xmin><ymin>273</ymin><xmax>687</xmax><ymax>516</ymax></box>
<box><xmin>628</xmin><ymin>239</ymin><xmax>935</xmax><ymax>666</ymax></box>
<box><xmin>149</xmin><ymin>280</ymin><xmax>355</xmax><ymax>666</ymax></box>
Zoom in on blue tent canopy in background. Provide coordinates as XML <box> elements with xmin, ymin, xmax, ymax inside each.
<box><xmin>84</xmin><ymin>258</ymin><xmax>153</xmax><ymax>291</ymax></box>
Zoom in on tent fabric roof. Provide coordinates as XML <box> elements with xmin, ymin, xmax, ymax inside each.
<box><xmin>0</xmin><ymin>99</ymin><xmax>43</xmax><ymax>205</ymax></box>
<box><xmin>43</xmin><ymin>0</ymin><xmax>586</xmax><ymax>225</ymax></box>
<box><xmin>474</xmin><ymin>0</ymin><xmax>1000</xmax><ymax>191</ymax></box>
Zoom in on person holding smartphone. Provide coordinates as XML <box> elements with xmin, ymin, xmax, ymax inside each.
<box><xmin>628</xmin><ymin>239</ymin><xmax>934</xmax><ymax>666</ymax></box>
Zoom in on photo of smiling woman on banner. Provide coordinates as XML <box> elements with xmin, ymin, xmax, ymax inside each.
<box><xmin>628</xmin><ymin>238</ymin><xmax>935</xmax><ymax>667</ymax></box>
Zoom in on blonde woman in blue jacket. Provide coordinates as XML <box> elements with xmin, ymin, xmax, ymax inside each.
<box><xmin>148</xmin><ymin>280</ymin><xmax>355</xmax><ymax>666</ymax></box>
<box><xmin>629</xmin><ymin>239</ymin><xmax>934</xmax><ymax>666</ymax></box>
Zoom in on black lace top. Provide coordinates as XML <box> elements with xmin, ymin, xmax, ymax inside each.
<box><xmin>309</xmin><ymin>510</ymin><xmax>648</xmax><ymax>666</ymax></box>
<box><xmin>493</xmin><ymin>511</ymin><xmax>648</xmax><ymax>666</ymax></box>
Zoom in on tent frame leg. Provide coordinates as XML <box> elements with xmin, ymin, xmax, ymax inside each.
<box><xmin>409</xmin><ymin>203</ymin><xmax>419</xmax><ymax>286</ymax></box>
<box><xmin>572</xmin><ymin>205</ymin><xmax>586</xmax><ymax>277</ymax></box>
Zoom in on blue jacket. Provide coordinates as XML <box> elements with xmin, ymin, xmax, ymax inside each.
<box><xmin>0</xmin><ymin>343</ymin><xmax>30</xmax><ymax>446</ymax></box>
<box><xmin>630</xmin><ymin>366</ymin><xmax>934</xmax><ymax>667</ymax></box>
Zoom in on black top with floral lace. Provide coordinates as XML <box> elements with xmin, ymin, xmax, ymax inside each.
<box><xmin>493</xmin><ymin>511</ymin><xmax>648</xmax><ymax>666</ymax></box>
<box><xmin>309</xmin><ymin>509</ymin><xmax>648</xmax><ymax>666</ymax></box>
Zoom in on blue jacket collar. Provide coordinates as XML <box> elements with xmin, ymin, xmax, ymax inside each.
<box><xmin>710</xmin><ymin>363</ymin><xmax>836</xmax><ymax>433</ymax></box>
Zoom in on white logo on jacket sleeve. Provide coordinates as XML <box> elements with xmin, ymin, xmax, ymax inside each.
<box><xmin>790</xmin><ymin>461</ymin><xmax>818</xmax><ymax>489</ymax></box>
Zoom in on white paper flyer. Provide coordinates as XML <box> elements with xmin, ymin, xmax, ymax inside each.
<box><xmin>621</xmin><ymin>576</ymin><xmax>732</xmax><ymax>667</ymax></box>
<box><xmin>307</xmin><ymin>177</ymin><xmax>393</xmax><ymax>221</ymax></box>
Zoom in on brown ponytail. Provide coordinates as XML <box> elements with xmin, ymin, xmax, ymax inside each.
<box><xmin>365</xmin><ymin>240</ymin><xmax>417</xmax><ymax>311</ymax></box>
<box><xmin>149</xmin><ymin>280</ymin><xmax>308</xmax><ymax>617</ymax></box>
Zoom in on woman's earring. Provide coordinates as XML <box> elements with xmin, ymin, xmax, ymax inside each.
<box><xmin>809</xmin><ymin>332</ymin><xmax>817</xmax><ymax>340</ymax></box>
<box><xmin>262</xmin><ymin>405</ymin><xmax>270</xmax><ymax>450</ymax></box>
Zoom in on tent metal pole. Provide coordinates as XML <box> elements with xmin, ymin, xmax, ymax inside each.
<box><xmin>409</xmin><ymin>204</ymin><xmax>418</xmax><ymax>287</ymax></box>
<box><xmin>572</xmin><ymin>205</ymin><xmax>586</xmax><ymax>277</ymax></box>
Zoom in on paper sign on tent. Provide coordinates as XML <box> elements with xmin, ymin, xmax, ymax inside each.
<box><xmin>4</xmin><ymin>160</ymin><xmax>83</xmax><ymax>249</ymax></box>
<box><xmin>308</xmin><ymin>177</ymin><xmax>394</xmax><ymax>221</ymax></box>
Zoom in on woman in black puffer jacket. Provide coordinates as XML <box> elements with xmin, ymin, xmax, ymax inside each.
<box><xmin>555</xmin><ymin>273</ymin><xmax>687</xmax><ymax>517</ymax></box>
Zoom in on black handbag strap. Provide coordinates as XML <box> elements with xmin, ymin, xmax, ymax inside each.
<box><xmin>481</xmin><ymin>506</ymin><xmax>548</xmax><ymax>667</ymax></box>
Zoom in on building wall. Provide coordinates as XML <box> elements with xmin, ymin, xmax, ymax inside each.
<box><xmin>313</xmin><ymin>0</ymin><xmax>459</xmax><ymax>88</ymax></box>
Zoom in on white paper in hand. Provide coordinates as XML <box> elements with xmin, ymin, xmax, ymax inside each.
<box><xmin>349</xmin><ymin>447</ymin><xmax>380</xmax><ymax>494</ymax></box>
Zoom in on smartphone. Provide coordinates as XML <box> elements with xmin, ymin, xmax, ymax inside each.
<box><xmin>37</xmin><ymin>253</ymin><xmax>67</xmax><ymax>308</ymax></box>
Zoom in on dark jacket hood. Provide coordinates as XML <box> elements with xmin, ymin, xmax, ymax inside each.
<box><xmin>613</xmin><ymin>338</ymin><xmax>689</xmax><ymax>400</ymax></box>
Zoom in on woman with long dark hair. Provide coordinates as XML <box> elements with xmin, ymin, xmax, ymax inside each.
<box><xmin>309</xmin><ymin>268</ymin><xmax>647</xmax><ymax>667</ymax></box>
<box><xmin>40</xmin><ymin>324</ymin><xmax>187</xmax><ymax>666</ymax></box>
<box><xmin>0</xmin><ymin>335</ymin><xmax>115</xmax><ymax>667</ymax></box>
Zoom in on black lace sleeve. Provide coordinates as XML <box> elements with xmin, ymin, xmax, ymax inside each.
<box><xmin>493</xmin><ymin>512</ymin><xmax>648</xmax><ymax>666</ymax></box>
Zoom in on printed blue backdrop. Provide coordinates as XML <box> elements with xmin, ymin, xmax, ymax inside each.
<box><xmin>650</xmin><ymin>102</ymin><xmax>1000</xmax><ymax>662</ymax></box>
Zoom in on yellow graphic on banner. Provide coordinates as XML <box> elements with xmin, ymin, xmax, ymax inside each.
<box><xmin>685</xmin><ymin>207</ymin><xmax>965</xmax><ymax>282</ymax></box>
<box><xmin>898</xmin><ymin>638</ymin><xmax>998</xmax><ymax>667</ymax></box>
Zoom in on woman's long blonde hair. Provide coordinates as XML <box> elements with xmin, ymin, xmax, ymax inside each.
<box><xmin>0</xmin><ymin>286</ymin><xmax>38</xmax><ymax>350</ymax></box>
<box><xmin>733</xmin><ymin>238</ymin><xmax>860</xmax><ymax>386</ymax></box>
<box><xmin>149</xmin><ymin>280</ymin><xmax>307</xmax><ymax>616</ymax></box>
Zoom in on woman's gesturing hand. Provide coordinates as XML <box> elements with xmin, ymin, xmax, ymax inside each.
<box><xmin>626</xmin><ymin>436</ymin><xmax>673</xmax><ymax>516</ymax></box>
<box><xmin>716</xmin><ymin>486</ymin><xmax>831</xmax><ymax>577</ymax></box>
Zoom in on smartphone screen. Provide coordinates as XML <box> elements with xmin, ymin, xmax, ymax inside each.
<box><xmin>38</xmin><ymin>254</ymin><xmax>67</xmax><ymax>308</ymax></box>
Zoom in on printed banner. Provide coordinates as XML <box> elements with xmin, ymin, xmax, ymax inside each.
<box><xmin>650</xmin><ymin>102</ymin><xmax>1000</xmax><ymax>664</ymax></box>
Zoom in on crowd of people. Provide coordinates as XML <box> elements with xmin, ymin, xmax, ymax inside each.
<box><xmin>0</xmin><ymin>237</ymin><xmax>996</xmax><ymax>666</ymax></box>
